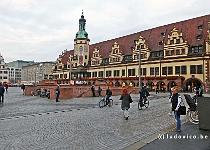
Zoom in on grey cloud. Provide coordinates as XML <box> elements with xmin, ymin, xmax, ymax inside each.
<box><xmin>0</xmin><ymin>0</ymin><xmax>210</xmax><ymax>62</ymax></box>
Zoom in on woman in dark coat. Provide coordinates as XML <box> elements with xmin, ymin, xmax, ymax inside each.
<box><xmin>119</xmin><ymin>89</ymin><xmax>133</xmax><ymax>120</ymax></box>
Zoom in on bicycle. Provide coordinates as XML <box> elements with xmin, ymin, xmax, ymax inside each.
<box><xmin>99</xmin><ymin>96</ymin><xmax>113</xmax><ymax>108</ymax></box>
<box><xmin>138</xmin><ymin>96</ymin><xmax>149</xmax><ymax>110</ymax></box>
<box><xmin>184</xmin><ymin>94</ymin><xmax>199</xmax><ymax>124</ymax></box>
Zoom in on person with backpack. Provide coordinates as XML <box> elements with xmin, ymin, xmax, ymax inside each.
<box><xmin>119</xmin><ymin>88</ymin><xmax>133</xmax><ymax>120</ymax></box>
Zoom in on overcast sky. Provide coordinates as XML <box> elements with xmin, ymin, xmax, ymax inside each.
<box><xmin>0</xmin><ymin>0</ymin><xmax>210</xmax><ymax>63</ymax></box>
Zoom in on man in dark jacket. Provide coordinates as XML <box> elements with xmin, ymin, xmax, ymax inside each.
<box><xmin>0</xmin><ymin>83</ymin><xmax>5</xmax><ymax>103</ymax></box>
<box><xmin>55</xmin><ymin>85</ymin><xmax>60</xmax><ymax>102</ymax></box>
<box><xmin>105</xmin><ymin>87</ymin><xmax>112</xmax><ymax>105</ymax></box>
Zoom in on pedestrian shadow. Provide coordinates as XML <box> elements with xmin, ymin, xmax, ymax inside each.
<box><xmin>0</xmin><ymin>103</ymin><xmax>4</xmax><ymax>107</ymax></box>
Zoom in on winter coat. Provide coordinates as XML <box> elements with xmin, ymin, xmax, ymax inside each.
<box><xmin>119</xmin><ymin>94</ymin><xmax>132</xmax><ymax>110</ymax></box>
<box><xmin>0</xmin><ymin>86</ymin><xmax>5</xmax><ymax>95</ymax></box>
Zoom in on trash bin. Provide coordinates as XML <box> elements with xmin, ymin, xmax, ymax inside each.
<box><xmin>197</xmin><ymin>96</ymin><xmax>210</xmax><ymax>130</ymax></box>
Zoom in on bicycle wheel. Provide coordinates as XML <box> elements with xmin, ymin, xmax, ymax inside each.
<box><xmin>190</xmin><ymin>111</ymin><xmax>199</xmax><ymax>123</ymax></box>
<box><xmin>144</xmin><ymin>100</ymin><xmax>149</xmax><ymax>108</ymax></box>
<box><xmin>138</xmin><ymin>102</ymin><xmax>142</xmax><ymax>110</ymax></box>
<box><xmin>187</xmin><ymin>110</ymin><xmax>199</xmax><ymax>124</ymax></box>
<box><xmin>99</xmin><ymin>100</ymin><xmax>105</xmax><ymax>108</ymax></box>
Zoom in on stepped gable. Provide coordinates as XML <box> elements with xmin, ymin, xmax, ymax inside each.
<box><xmin>89</xmin><ymin>14</ymin><xmax>210</xmax><ymax>59</ymax></box>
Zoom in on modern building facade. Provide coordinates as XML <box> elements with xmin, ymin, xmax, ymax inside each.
<box><xmin>22</xmin><ymin>62</ymin><xmax>55</xmax><ymax>84</ymax></box>
<box><xmin>6</xmin><ymin>60</ymin><xmax>35</xmax><ymax>84</ymax></box>
<box><xmin>0</xmin><ymin>54</ymin><xmax>9</xmax><ymax>83</ymax></box>
<box><xmin>53</xmin><ymin>13</ymin><xmax>210</xmax><ymax>92</ymax></box>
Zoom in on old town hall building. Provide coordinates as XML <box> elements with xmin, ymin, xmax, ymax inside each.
<box><xmin>52</xmin><ymin>12</ymin><xmax>210</xmax><ymax>92</ymax></box>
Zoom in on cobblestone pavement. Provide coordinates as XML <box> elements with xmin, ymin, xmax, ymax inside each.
<box><xmin>0</xmin><ymin>87</ymin><xmax>184</xmax><ymax>150</ymax></box>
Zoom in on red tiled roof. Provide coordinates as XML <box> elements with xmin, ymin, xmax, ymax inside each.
<box><xmin>89</xmin><ymin>14</ymin><xmax>210</xmax><ymax>58</ymax></box>
<box><xmin>60</xmin><ymin>14</ymin><xmax>210</xmax><ymax>64</ymax></box>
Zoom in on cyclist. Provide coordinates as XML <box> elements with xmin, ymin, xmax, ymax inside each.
<box><xmin>105</xmin><ymin>87</ymin><xmax>112</xmax><ymax>105</ymax></box>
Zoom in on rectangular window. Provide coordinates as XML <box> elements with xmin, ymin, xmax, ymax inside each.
<box><xmin>181</xmin><ymin>49</ymin><xmax>185</xmax><ymax>55</ymax></box>
<box><xmin>176</xmin><ymin>39</ymin><xmax>180</xmax><ymax>44</ymax></box>
<box><xmin>181</xmin><ymin>66</ymin><xmax>187</xmax><ymax>74</ymax></box>
<box><xmin>106</xmin><ymin>71</ymin><xmax>112</xmax><ymax>77</ymax></box>
<box><xmin>155</xmin><ymin>67</ymin><xmax>159</xmax><ymax>75</ymax></box>
<box><xmin>122</xmin><ymin>69</ymin><xmax>125</xmax><ymax>76</ymax></box>
<box><xmin>99</xmin><ymin>71</ymin><xmax>104</xmax><ymax>77</ymax></box>
<box><xmin>143</xmin><ymin>68</ymin><xmax>147</xmax><ymax>76</ymax></box>
<box><xmin>92</xmin><ymin>72</ymin><xmax>97</xmax><ymax>77</ymax></box>
<box><xmin>114</xmin><ymin>70</ymin><xmax>120</xmax><ymax>77</ymax></box>
<box><xmin>162</xmin><ymin>67</ymin><xmax>167</xmax><ymax>75</ymax></box>
<box><xmin>166</xmin><ymin>51</ymin><xmax>170</xmax><ymax>56</ymax></box>
<box><xmin>150</xmin><ymin>68</ymin><xmax>154</xmax><ymax>75</ymax></box>
<box><xmin>171</xmin><ymin>50</ymin><xmax>175</xmax><ymax>55</ymax></box>
<box><xmin>128</xmin><ymin>69</ymin><xmax>135</xmax><ymax>76</ymax></box>
<box><xmin>190</xmin><ymin>65</ymin><xmax>196</xmax><ymax>74</ymax></box>
<box><xmin>168</xmin><ymin>67</ymin><xmax>173</xmax><ymax>75</ymax></box>
<box><xmin>197</xmin><ymin>65</ymin><xmax>203</xmax><ymax>74</ymax></box>
<box><xmin>176</xmin><ymin>49</ymin><xmax>180</xmax><ymax>55</ymax></box>
<box><xmin>175</xmin><ymin>66</ymin><xmax>180</xmax><ymax>75</ymax></box>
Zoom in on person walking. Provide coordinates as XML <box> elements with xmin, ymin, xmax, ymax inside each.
<box><xmin>55</xmin><ymin>85</ymin><xmax>60</xmax><ymax>102</ymax></box>
<box><xmin>4</xmin><ymin>83</ymin><xmax>8</xmax><ymax>93</ymax></box>
<box><xmin>21</xmin><ymin>84</ymin><xmax>25</xmax><ymax>95</ymax></box>
<box><xmin>119</xmin><ymin>89</ymin><xmax>133</xmax><ymax>120</ymax></box>
<box><xmin>0</xmin><ymin>83</ymin><xmax>5</xmax><ymax>103</ymax></box>
<box><xmin>98</xmin><ymin>86</ymin><xmax>102</xmax><ymax>97</ymax></box>
<box><xmin>105</xmin><ymin>87</ymin><xmax>112</xmax><ymax>105</ymax></box>
<box><xmin>170</xmin><ymin>86</ymin><xmax>182</xmax><ymax>132</ymax></box>
<box><xmin>91</xmin><ymin>85</ymin><xmax>96</xmax><ymax>97</ymax></box>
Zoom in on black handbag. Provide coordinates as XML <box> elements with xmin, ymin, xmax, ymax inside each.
<box><xmin>179</xmin><ymin>105</ymin><xmax>186</xmax><ymax>115</ymax></box>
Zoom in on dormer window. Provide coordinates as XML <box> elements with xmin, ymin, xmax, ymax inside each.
<box><xmin>159</xmin><ymin>41</ymin><xmax>163</xmax><ymax>45</ymax></box>
<box><xmin>196</xmin><ymin>35</ymin><xmax>202</xmax><ymax>40</ymax></box>
<box><xmin>161</xmin><ymin>32</ymin><xmax>165</xmax><ymax>36</ymax></box>
<box><xmin>176</xmin><ymin>39</ymin><xmax>180</xmax><ymax>44</ymax></box>
<box><xmin>140</xmin><ymin>45</ymin><xmax>144</xmax><ymax>49</ymax></box>
<box><xmin>198</xmin><ymin>25</ymin><xmax>203</xmax><ymax>30</ymax></box>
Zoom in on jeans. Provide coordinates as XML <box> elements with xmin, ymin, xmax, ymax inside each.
<box><xmin>174</xmin><ymin>111</ymin><xmax>181</xmax><ymax>130</ymax></box>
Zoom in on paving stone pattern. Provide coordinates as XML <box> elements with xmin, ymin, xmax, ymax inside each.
<box><xmin>0</xmin><ymin>87</ymin><xmax>177</xmax><ymax>150</ymax></box>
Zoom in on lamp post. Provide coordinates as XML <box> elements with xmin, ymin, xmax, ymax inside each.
<box><xmin>138</xmin><ymin>46</ymin><xmax>142</xmax><ymax>91</ymax></box>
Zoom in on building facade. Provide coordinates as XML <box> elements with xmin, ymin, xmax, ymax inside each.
<box><xmin>0</xmin><ymin>54</ymin><xmax>9</xmax><ymax>83</ymax></box>
<box><xmin>22</xmin><ymin>62</ymin><xmax>55</xmax><ymax>84</ymax></box>
<box><xmin>6</xmin><ymin>60</ymin><xmax>35</xmax><ymax>84</ymax></box>
<box><xmin>53</xmin><ymin>13</ymin><xmax>210</xmax><ymax>92</ymax></box>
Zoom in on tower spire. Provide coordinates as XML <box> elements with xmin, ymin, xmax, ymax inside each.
<box><xmin>75</xmin><ymin>10</ymin><xmax>89</xmax><ymax>39</ymax></box>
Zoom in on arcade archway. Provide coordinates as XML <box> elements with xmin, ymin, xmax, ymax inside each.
<box><xmin>183</xmin><ymin>78</ymin><xmax>203</xmax><ymax>92</ymax></box>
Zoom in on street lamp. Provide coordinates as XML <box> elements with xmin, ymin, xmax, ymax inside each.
<box><xmin>138</xmin><ymin>46</ymin><xmax>142</xmax><ymax>91</ymax></box>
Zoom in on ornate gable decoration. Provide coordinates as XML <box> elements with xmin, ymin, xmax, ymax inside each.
<box><xmin>206</xmin><ymin>22</ymin><xmax>210</xmax><ymax>54</ymax></box>
<box><xmin>109</xmin><ymin>42</ymin><xmax>123</xmax><ymax>64</ymax></box>
<box><xmin>164</xmin><ymin>27</ymin><xmax>188</xmax><ymax>57</ymax></box>
<box><xmin>91</xmin><ymin>47</ymin><xmax>102</xmax><ymax>66</ymax></box>
<box><xmin>133</xmin><ymin>36</ymin><xmax>150</xmax><ymax>61</ymax></box>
